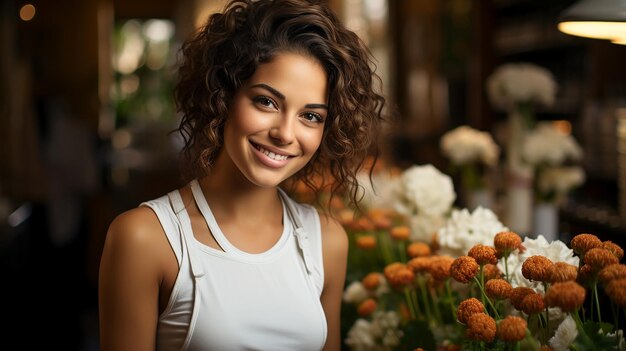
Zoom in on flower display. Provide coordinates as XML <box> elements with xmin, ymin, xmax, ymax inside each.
<box><xmin>486</xmin><ymin>62</ymin><xmax>557</xmax><ymax>111</ymax></box>
<box><xmin>296</xmin><ymin>163</ymin><xmax>625</xmax><ymax>351</ymax></box>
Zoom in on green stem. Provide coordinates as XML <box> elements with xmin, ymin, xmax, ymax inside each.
<box><xmin>473</xmin><ymin>276</ymin><xmax>500</xmax><ymax>319</ymax></box>
<box><xmin>543</xmin><ymin>282</ymin><xmax>550</xmax><ymax>339</ymax></box>
<box><xmin>417</xmin><ymin>277</ymin><xmax>434</xmax><ymax>323</ymax></box>
<box><xmin>503</xmin><ymin>255</ymin><xmax>510</xmax><ymax>283</ymax></box>
<box><xmin>445</xmin><ymin>279</ymin><xmax>457</xmax><ymax>322</ymax></box>
<box><xmin>572</xmin><ymin>309</ymin><xmax>596</xmax><ymax>349</ymax></box>
<box><xmin>593</xmin><ymin>279</ymin><xmax>602</xmax><ymax>322</ymax></box>
<box><xmin>404</xmin><ymin>287</ymin><xmax>417</xmax><ymax>320</ymax></box>
<box><xmin>412</xmin><ymin>287</ymin><xmax>422</xmax><ymax>319</ymax></box>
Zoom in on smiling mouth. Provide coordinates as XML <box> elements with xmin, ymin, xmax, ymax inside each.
<box><xmin>251</xmin><ymin>142</ymin><xmax>290</xmax><ymax>161</ymax></box>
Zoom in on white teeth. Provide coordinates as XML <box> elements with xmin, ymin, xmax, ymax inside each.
<box><xmin>257</xmin><ymin>145</ymin><xmax>288</xmax><ymax>161</ymax></box>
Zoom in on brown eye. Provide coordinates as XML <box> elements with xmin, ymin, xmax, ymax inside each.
<box><xmin>253</xmin><ymin>96</ymin><xmax>277</xmax><ymax>109</ymax></box>
<box><xmin>302</xmin><ymin>112</ymin><xmax>324</xmax><ymax>123</ymax></box>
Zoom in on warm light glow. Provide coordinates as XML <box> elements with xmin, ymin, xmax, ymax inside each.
<box><xmin>19</xmin><ymin>4</ymin><xmax>36</xmax><ymax>21</ymax></box>
<box><xmin>558</xmin><ymin>21</ymin><xmax>626</xmax><ymax>40</ymax></box>
<box><xmin>611</xmin><ymin>35</ymin><xmax>626</xmax><ymax>45</ymax></box>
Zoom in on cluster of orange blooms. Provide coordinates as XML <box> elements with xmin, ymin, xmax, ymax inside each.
<box><xmin>349</xmin><ymin>225</ymin><xmax>626</xmax><ymax>350</ymax></box>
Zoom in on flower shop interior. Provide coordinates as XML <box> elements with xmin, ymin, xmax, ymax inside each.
<box><xmin>2</xmin><ymin>0</ymin><xmax>626</xmax><ymax>350</ymax></box>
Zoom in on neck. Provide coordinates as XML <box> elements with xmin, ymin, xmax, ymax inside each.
<box><xmin>197</xmin><ymin>171</ymin><xmax>283</xmax><ymax>223</ymax></box>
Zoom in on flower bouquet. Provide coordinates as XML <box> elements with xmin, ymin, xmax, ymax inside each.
<box><xmin>440</xmin><ymin>125</ymin><xmax>500</xmax><ymax>210</ymax></box>
<box><xmin>521</xmin><ymin>122</ymin><xmax>585</xmax><ymax>204</ymax></box>
<box><xmin>486</xmin><ymin>62</ymin><xmax>558</xmax><ymax>235</ymax></box>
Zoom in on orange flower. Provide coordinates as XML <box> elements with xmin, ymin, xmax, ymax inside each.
<box><xmin>357</xmin><ymin>298</ymin><xmax>377</xmax><ymax>317</ymax></box>
<box><xmin>546</xmin><ymin>262</ymin><xmax>578</xmax><ymax>283</ymax></box>
<box><xmin>520</xmin><ymin>293</ymin><xmax>545</xmax><ymax>315</ymax></box>
<box><xmin>407</xmin><ymin>256</ymin><xmax>432</xmax><ymax>273</ymax></box>
<box><xmin>450</xmin><ymin>256</ymin><xmax>480</xmax><ymax>284</ymax></box>
<box><xmin>485</xmin><ymin>279</ymin><xmax>512</xmax><ymax>300</ymax></box>
<box><xmin>598</xmin><ymin>264</ymin><xmax>626</xmax><ymax>285</ymax></box>
<box><xmin>521</xmin><ymin>255</ymin><xmax>554</xmax><ymax>282</ymax></box>
<box><xmin>362</xmin><ymin>272</ymin><xmax>382</xmax><ymax>290</ymax></box>
<box><xmin>497</xmin><ymin>316</ymin><xmax>527</xmax><ymax>342</ymax></box>
<box><xmin>407</xmin><ymin>242</ymin><xmax>431</xmax><ymax>258</ymax></box>
<box><xmin>539</xmin><ymin>346</ymin><xmax>554</xmax><ymax>351</ymax></box>
<box><xmin>544</xmin><ymin>281</ymin><xmax>586</xmax><ymax>312</ymax></box>
<box><xmin>356</xmin><ymin>235</ymin><xmax>377</xmax><ymax>250</ymax></box>
<box><xmin>570</xmin><ymin>233</ymin><xmax>602</xmax><ymax>256</ymax></box>
<box><xmin>584</xmin><ymin>248</ymin><xmax>619</xmax><ymax>271</ymax></box>
<box><xmin>494</xmin><ymin>231</ymin><xmax>522</xmax><ymax>257</ymax></box>
<box><xmin>468</xmin><ymin>244</ymin><xmax>499</xmax><ymax>265</ymax></box>
<box><xmin>602</xmin><ymin>240</ymin><xmax>624</xmax><ymax>260</ymax></box>
<box><xmin>605</xmin><ymin>278</ymin><xmax>626</xmax><ymax>307</ymax></box>
<box><xmin>427</xmin><ymin>256</ymin><xmax>455</xmax><ymax>281</ymax></box>
<box><xmin>367</xmin><ymin>208</ymin><xmax>393</xmax><ymax>230</ymax></box>
<box><xmin>457</xmin><ymin>297</ymin><xmax>484</xmax><ymax>324</ymax></box>
<box><xmin>384</xmin><ymin>263</ymin><xmax>415</xmax><ymax>288</ymax></box>
<box><xmin>354</xmin><ymin>217</ymin><xmax>376</xmax><ymax>231</ymax></box>
<box><xmin>483</xmin><ymin>264</ymin><xmax>502</xmax><ymax>281</ymax></box>
<box><xmin>509</xmin><ymin>287</ymin><xmax>535</xmax><ymax>311</ymax></box>
<box><xmin>389</xmin><ymin>225</ymin><xmax>411</xmax><ymax>241</ymax></box>
<box><xmin>466</xmin><ymin>313</ymin><xmax>496</xmax><ymax>342</ymax></box>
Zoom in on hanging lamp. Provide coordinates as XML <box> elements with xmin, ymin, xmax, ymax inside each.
<box><xmin>557</xmin><ymin>0</ymin><xmax>626</xmax><ymax>45</ymax></box>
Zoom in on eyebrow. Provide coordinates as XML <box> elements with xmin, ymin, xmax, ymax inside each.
<box><xmin>250</xmin><ymin>83</ymin><xmax>328</xmax><ymax>110</ymax></box>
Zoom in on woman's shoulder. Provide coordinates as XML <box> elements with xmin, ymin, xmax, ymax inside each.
<box><xmin>104</xmin><ymin>205</ymin><xmax>170</xmax><ymax>258</ymax></box>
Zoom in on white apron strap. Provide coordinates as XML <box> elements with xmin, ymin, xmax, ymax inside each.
<box><xmin>278</xmin><ymin>188</ymin><xmax>315</xmax><ymax>275</ymax></box>
<box><xmin>167</xmin><ymin>189</ymin><xmax>204</xmax><ymax>350</ymax></box>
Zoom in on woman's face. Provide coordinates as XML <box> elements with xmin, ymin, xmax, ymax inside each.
<box><xmin>219</xmin><ymin>52</ymin><xmax>328</xmax><ymax>188</ymax></box>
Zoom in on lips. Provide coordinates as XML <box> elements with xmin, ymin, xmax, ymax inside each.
<box><xmin>250</xmin><ymin>141</ymin><xmax>293</xmax><ymax>167</ymax></box>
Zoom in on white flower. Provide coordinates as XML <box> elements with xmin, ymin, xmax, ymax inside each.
<box><xmin>440</xmin><ymin>126</ymin><xmax>500</xmax><ymax>167</ymax></box>
<box><xmin>522</xmin><ymin>122</ymin><xmax>583</xmax><ymax>167</ymax></box>
<box><xmin>436</xmin><ymin>206</ymin><xmax>508</xmax><ymax>257</ymax></box>
<box><xmin>487</xmin><ymin>62</ymin><xmax>557</xmax><ymax>111</ymax></box>
<box><xmin>408</xmin><ymin>212</ymin><xmax>447</xmax><ymax>243</ymax></box>
<box><xmin>537</xmin><ymin>166</ymin><xmax>585</xmax><ymax>196</ymax></box>
<box><xmin>344</xmin><ymin>311</ymin><xmax>403</xmax><ymax>351</ymax></box>
<box><xmin>343</xmin><ymin>281</ymin><xmax>368</xmax><ymax>304</ymax></box>
<box><xmin>345</xmin><ymin>319</ymin><xmax>376</xmax><ymax>351</ymax></box>
<box><xmin>500</xmin><ymin>235</ymin><xmax>579</xmax><ymax>292</ymax></box>
<box><xmin>357</xmin><ymin>170</ymin><xmax>400</xmax><ymax>211</ymax></box>
<box><xmin>392</xmin><ymin>164</ymin><xmax>456</xmax><ymax>217</ymax></box>
<box><xmin>549</xmin><ymin>315</ymin><xmax>578</xmax><ymax>351</ymax></box>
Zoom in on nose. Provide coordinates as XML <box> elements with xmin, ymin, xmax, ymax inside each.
<box><xmin>269</xmin><ymin>115</ymin><xmax>295</xmax><ymax>145</ymax></box>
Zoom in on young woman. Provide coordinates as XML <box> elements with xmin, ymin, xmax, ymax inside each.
<box><xmin>98</xmin><ymin>0</ymin><xmax>386</xmax><ymax>350</ymax></box>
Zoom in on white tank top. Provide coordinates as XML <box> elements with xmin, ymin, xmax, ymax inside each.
<box><xmin>141</xmin><ymin>180</ymin><xmax>327</xmax><ymax>351</ymax></box>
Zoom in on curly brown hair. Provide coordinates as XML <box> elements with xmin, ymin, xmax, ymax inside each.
<box><xmin>174</xmin><ymin>0</ymin><xmax>386</xmax><ymax>209</ymax></box>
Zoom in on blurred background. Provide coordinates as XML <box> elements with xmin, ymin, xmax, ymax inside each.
<box><xmin>1</xmin><ymin>0</ymin><xmax>626</xmax><ymax>349</ymax></box>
